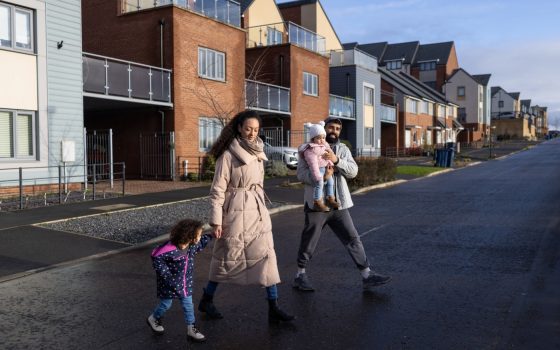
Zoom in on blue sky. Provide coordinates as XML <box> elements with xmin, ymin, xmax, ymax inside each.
<box><xmin>277</xmin><ymin>0</ymin><xmax>560</xmax><ymax>129</ymax></box>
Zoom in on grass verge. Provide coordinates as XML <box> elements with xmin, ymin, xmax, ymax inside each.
<box><xmin>396</xmin><ymin>165</ymin><xmax>442</xmax><ymax>177</ymax></box>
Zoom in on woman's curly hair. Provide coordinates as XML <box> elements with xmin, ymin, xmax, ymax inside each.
<box><xmin>209</xmin><ymin>110</ymin><xmax>262</xmax><ymax>159</ymax></box>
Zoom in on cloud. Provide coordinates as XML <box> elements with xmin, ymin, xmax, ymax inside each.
<box><xmin>459</xmin><ymin>40</ymin><xmax>560</xmax><ymax>112</ymax></box>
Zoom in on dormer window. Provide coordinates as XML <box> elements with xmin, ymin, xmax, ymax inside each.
<box><xmin>419</xmin><ymin>61</ymin><xmax>437</xmax><ymax>71</ymax></box>
<box><xmin>386</xmin><ymin>60</ymin><xmax>402</xmax><ymax>70</ymax></box>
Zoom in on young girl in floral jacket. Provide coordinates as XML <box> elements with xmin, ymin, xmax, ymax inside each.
<box><xmin>147</xmin><ymin>219</ymin><xmax>212</xmax><ymax>342</ymax></box>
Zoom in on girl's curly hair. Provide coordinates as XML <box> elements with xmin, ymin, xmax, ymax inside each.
<box><xmin>170</xmin><ymin>219</ymin><xmax>204</xmax><ymax>247</ymax></box>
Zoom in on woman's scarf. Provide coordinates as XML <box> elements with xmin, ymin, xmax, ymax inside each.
<box><xmin>237</xmin><ymin>136</ymin><xmax>267</xmax><ymax>161</ymax></box>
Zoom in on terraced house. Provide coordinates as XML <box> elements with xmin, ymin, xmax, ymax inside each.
<box><xmin>82</xmin><ymin>0</ymin><xmax>246</xmax><ymax>179</ymax></box>
<box><xmin>242</xmin><ymin>0</ymin><xmax>339</xmax><ymax>148</ymax></box>
<box><xmin>0</xmin><ymin>0</ymin><xmax>84</xmax><ymax>194</ymax></box>
<box><xmin>444</xmin><ymin>68</ymin><xmax>492</xmax><ymax>143</ymax></box>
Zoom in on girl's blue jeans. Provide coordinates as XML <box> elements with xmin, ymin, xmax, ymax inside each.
<box><xmin>153</xmin><ymin>295</ymin><xmax>195</xmax><ymax>325</ymax></box>
<box><xmin>313</xmin><ymin>167</ymin><xmax>334</xmax><ymax>200</ymax></box>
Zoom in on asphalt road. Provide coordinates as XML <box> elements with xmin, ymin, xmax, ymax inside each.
<box><xmin>1</xmin><ymin>139</ymin><xmax>559</xmax><ymax>350</ymax></box>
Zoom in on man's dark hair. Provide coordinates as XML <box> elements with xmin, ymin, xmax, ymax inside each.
<box><xmin>170</xmin><ymin>219</ymin><xmax>204</xmax><ymax>247</ymax></box>
<box><xmin>324</xmin><ymin>117</ymin><xmax>343</xmax><ymax>127</ymax></box>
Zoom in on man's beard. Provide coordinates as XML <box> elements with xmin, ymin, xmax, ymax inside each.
<box><xmin>326</xmin><ymin>133</ymin><xmax>339</xmax><ymax>144</ymax></box>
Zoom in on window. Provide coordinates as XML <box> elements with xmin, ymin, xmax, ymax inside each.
<box><xmin>458</xmin><ymin>107</ymin><xmax>466</xmax><ymax>122</ymax></box>
<box><xmin>421</xmin><ymin>101</ymin><xmax>429</xmax><ymax>114</ymax></box>
<box><xmin>303</xmin><ymin>72</ymin><xmax>318</xmax><ymax>96</ymax></box>
<box><xmin>364</xmin><ymin>87</ymin><xmax>374</xmax><ymax>106</ymax></box>
<box><xmin>198</xmin><ymin>47</ymin><xmax>225</xmax><ymax>81</ymax></box>
<box><xmin>198</xmin><ymin>117</ymin><xmax>223</xmax><ymax>150</ymax></box>
<box><xmin>0</xmin><ymin>110</ymin><xmax>35</xmax><ymax>159</ymax></box>
<box><xmin>457</xmin><ymin>86</ymin><xmax>465</xmax><ymax>98</ymax></box>
<box><xmin>406</xmin><ymin>98</ymin><xmax>418</xmax><ymax>114</ymax></box>
<box><xmin>267</xmin><ymin>27</ymin><xmax>282</xmax><ymax>46</ymax></box>
<box><xmin>0</xmin><ymin>2</ymin><xmax>33</xmax><ymax>52</ymax></box>
<box><xmin>498</xmin><ymin>100</ymin><xmax>504</xmax><ymax>108</ymax></box>
<box><xmin>438</xmin><ymin>105</ymin><xmax>445</xmax><ymax>118</ymax></box>
<box><xmin>364</xmin><ymin>127</ymin><xmax>374</xmax><ymax>146</ymax></box>
<box><xmin>386</xmin><ymin>60</ymin><xmax>402</xmax><ymax>70</ymax></box>
<box><xmin>419</xmin><ymin>61</ymin><xmax>436</xmax><ymax>71</ymax></box>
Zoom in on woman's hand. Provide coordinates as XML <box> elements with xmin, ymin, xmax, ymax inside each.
<box><xmin>213</xmin><ymin>225</ymin><xmax>223</xmax><ymax>239</ymax></box>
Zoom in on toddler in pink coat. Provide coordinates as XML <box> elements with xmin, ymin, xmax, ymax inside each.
<box><xmin>298</xmin><ymin>121</ymin><xmax>340</xmax><ymax>211</ymax></box>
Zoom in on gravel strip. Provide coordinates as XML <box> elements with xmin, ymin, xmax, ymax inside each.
<box><xmin>39</xmin><ymin>198</ymin><xmax>284</xmax><ymax>244</ymax></box>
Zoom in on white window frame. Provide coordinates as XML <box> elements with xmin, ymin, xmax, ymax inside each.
<box><xmin>0</xmin><ymin>2</ymin><xmax>34</xmax><ymax>53</ymax></box>
<box><xmin>0</xmin><ymin>109</ymin><xmax>36</xmax><ymax>160</ymax></box>
<box><xmin>303</xmin><ymin>72</ymin><xmax>318</xmax><ymax>96</ymax></box>
<box><xmin>386</xmin><ymin>60</ymin><xmax>402</xmax><ymax>70</ymax></box>
<box><xmin>198</xmin><ymin>47</ymin><xmax>225</xmax><ymax>82</ymax></box>
<box><xmin>421</xmin><ymin>101</ymin><xmax>429</xmax><ymax>114</ymax></box>
<box><xmin>406</xmin><ymin>98</ymin><xmax>418</xmax><ymax>114</ymax></box>
<box><xmin>198</xmin><ymin>117</ymin><xmax>223</xmax><ymax>151</ymax></box>
<box><xmin>364</xmin><ymin>86</ymin><xmax>374</xmax><ymax>106</ymax></box>
<box><xmin>457</xmin><ymin>86</ymin><xmax>465</xmax><ymax>98</ymax></box>
<box><xmin>364</xmin><ymin>127</ymin><xmax>374</xmax><ymax>146</ymax></box>
<box><xmin>419</xmin><ymin>61</ymin><xmax>436</xmax><ymax>71</ymax></box>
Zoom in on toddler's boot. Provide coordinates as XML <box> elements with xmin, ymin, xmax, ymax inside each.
<box><xmin>198</xmin><ymin>288</ymin><xmax>223</xmax><ymax>319</ymax></box>
<box><xmin>326</xmin><ymin>196</ymin><xmax>339</xmax><ymax>209</ymax></box>
<box><xmin>268</xmin><ymin>299</ymin><xmax>295</xmax><ymax>323</ymax></box>
<box><xmin>313</xmin><ymin>199</ymin><xmax>329</xmax><ymax>212</ymax></box>
<box><xmin>187</xmin><ymin>324</ymin><xmax>206</xmax><ymax>342</ymax></box>
<box><xmin>146</xmin><ymin>314</ymin><xmax>164</xmax><ymax>334</ymax></box>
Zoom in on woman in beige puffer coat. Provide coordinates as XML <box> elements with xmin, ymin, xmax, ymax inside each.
<box><xmin>198</xmin><ymin>110</ymin><xmax>294</xmax><ymax>323</ymax></box>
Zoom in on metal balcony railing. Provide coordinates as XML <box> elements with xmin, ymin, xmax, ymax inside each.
<box><xmin>380</xmin><ymin>104</ymin><xmax>396</xmax><ymax>123</ymax></box>
<box><xmin>246</xmin><ymin>21</ymin><xmax>326</xmax><ymax>55</ymax></box>
<box><xmin>329</xmin><ymin>48</ymin><xmax>378</xmax><ymax>71</ymax></box>
<box><xmin>245</xmin><ymin>80</ymin><xmax>290</xmax><ymax>114</ymax></box>
<box><xmin>329</xmin><ymin>94</ymin><xmax>355</xmax><ymax>119</ymax></box>
<box><xmin>82</xmin><ymin>52</ymin><xmax>172</xmax><ymax>105</ymax></box>
<box><xmin>121</xmin><ymin>0</ymin><xmax>241</xmax><ymax>27</ymax></box>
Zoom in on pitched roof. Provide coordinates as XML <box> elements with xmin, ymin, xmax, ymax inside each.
<box><xmin>472</xmin><ymin>74</ymin><xmax>491</xmax><ymax>86</ymax></box>
<box><xmin>379</xmin><ymin>67</ymin><xmax>451</xmax><ymax>105</ymax></box>
<box><xmin>521</xmin><ymin>99</ymin><xmax>532</xmax><ymax>108</ymax></box>
<box><xmin>277</xmin><ymin>0</ymin><xmax>317</xmax><ymax>8</ymax></box>
<box><xmin>357</xmin><ymin>42</ymin><xmax>388</xmax><ymax>61</ymax></box>
<box><xmin>382</xmin><ymin>41</ymin><xmax>419</xmax><ymax>64</ymax></box>
<box><xmin>342</xmin><ymin>42</ymin><xmax>358</xmax><ymax>50</ymax></box>
<box><xmin>491</xmin><ymin>86</ymin><xmax>505</xmax><ymax>97</ymax></box>
<box><xmin>509</xmin><ymin>92</ymin><xmax>520</xmax><ymax>100</ymax></box>
<box><xmin>414</xmin><ymin>41</ymin><xmax>454</xmax><ymax>65</ymax></box>
<box><xmin>447</xmin><ymin>68</ymin><xmax>492</xmax><ymax>87</ymax></box>
<box><xmin>238</xmin><ymin>0</ymin><xmax>255</xmax><ymax>13</ymax></box>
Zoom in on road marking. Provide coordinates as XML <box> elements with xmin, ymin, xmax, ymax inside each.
<box><xmin>359</xmin><ymin>223</ymin><xmax>389</xmax><ymax>237</ymax></box>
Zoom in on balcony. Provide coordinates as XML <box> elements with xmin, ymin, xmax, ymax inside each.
<box><xmin>245</xmin><ymin>80</ymin><xmax>290</xmax><ymax>114</ymax></box>
<box><xmin>329</xmin><ymin>48</ymin><xmax>378</xmax><ymax>72</ymax></box>
<box><xmin>380</xmin><ymin>104</ymin><xmax>396</xmax><ymax>123</ymax></box>
<box><xmin>329</xmin><ymin>94</ymin><xmax>355</xmax><ymax>119</ymax></box>
<box><xmin>246</xmin><ymin>21</ymin><xmax>326</xmax><ymax>55</ymax></box>
<box><xmin>121</xmin><ymin>0</ymin><xmax>241</xmax><ymax>27</ymax></box>
<box><xmin>83</xmin><ymin>52</ymin><xmax>172</xmax><ymax>106</ymax></box>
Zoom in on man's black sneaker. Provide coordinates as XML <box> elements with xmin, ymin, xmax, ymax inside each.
<box><xmin>363</xmin><ymin>272</ymin><xmax>391</xmax><ymax>291</ymax></box>
<box><xmin>293</xmin><ymin>273</ymin><xmax>315</xmax><ymax>292</ymax></box>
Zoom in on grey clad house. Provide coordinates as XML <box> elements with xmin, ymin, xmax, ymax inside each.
<box><xmin>329</xmin><ymin>43</ymin><xmax>396</xmax><ymax>156</ymax></box>
<box><xmin>0</xmin><ymin>0</ymin><xmax>84</xmax><ymax>195</ymax></box>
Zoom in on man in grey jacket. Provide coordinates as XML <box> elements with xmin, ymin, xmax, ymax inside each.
<box><xmin>294</xmin><ymin>117</ymin><xmax>391</xmax><ymax>292</ymax></box>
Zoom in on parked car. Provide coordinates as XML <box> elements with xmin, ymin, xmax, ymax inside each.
<box><xmin>263</xmin><ymin>142</ymin><xmax>298</xmax><ymax>169</ymax></box>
